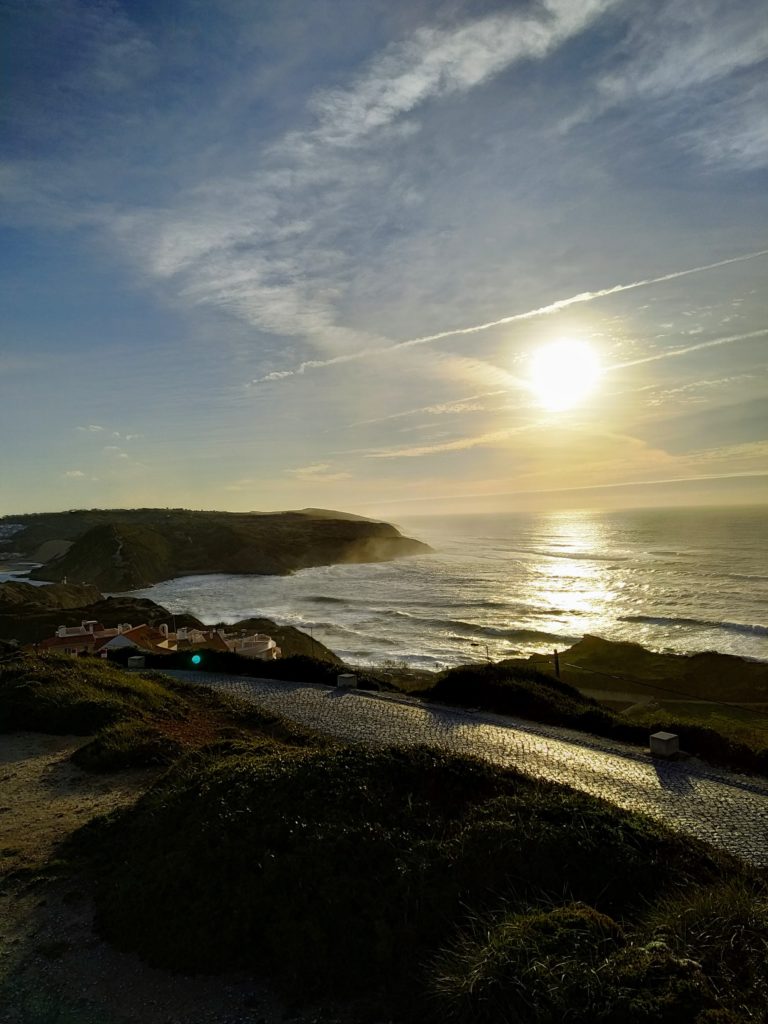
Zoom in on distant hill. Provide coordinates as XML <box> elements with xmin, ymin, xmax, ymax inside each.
<box><xmin>510</xmin><ymin>634</ymin><xmax>768</xmax><ymax>704</ymax></box>
<box><xmin>0</xmin><ymin>508</ymin><xmax>431</xmax><ymax>591</ymax></box>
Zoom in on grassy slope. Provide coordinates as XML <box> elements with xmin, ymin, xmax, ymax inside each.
<box><xmin>507</xmin><ymin>634</ymin><xmax>768</xmax><ymax>756</ymax></box>
<box><xmin>529</xmin><ymin>634</ymin><xmax>768</xmax><ymax>704</ymax></box>
<box><xmin>0</xmin><ymin>581</ymin><xmax>102</xmax><ymax>611</ymax></box>
<box><xmin>0</xmin><ymin>652</ymin><xmax>326</xmax><ymax>763</ymax></box>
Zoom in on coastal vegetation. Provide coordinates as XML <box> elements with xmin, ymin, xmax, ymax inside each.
<box><xmin>0</xmin><ymin>507</ymin><xmax>431</xmax><ymax>590</ymax></box>
<box><xmin>73</xmin><ymin>742</ymin><xmax>766</xmax><ymax>1022</ymax></box>
<box><xmin>2</xmin><ymin>652</ymin><xmax>767</xmax><ymax>1022</ymax></box>
<box><xmin>0</xmin><ymin>652</ymin><xmax>326</xmax><ymax>763</ymax></box>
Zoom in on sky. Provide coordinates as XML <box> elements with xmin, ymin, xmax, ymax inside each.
<box><xmin>1</xmin><ymin>0</ymin><xmax>767</xmax><ymax>518</ymax></box>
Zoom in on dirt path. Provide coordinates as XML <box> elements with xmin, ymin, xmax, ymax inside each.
<box><xmin>0</xmin><ymin>733</ymin><xmax>154</xmax><ymax>876</ymax></box>
<box><xmin>0</xmin><ymin>734</ymin><xmax>326</xmax><ymax>1024</ymax></box>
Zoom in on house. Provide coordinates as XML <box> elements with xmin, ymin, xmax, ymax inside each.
<box><xmin>31</xmin><ymin>619</ymin><xmax>281</xmax><ymax>661</ymax></box>
<box><xmin>220</xmin><ymin>630</ymin><xmax>281</xmax><ymax>660</ymax></box>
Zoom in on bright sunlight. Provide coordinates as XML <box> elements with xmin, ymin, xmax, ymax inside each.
<box><xmin>528</xmin><ymin>339</ymin><xmax>602</xmax><ymax>411</ymax></box>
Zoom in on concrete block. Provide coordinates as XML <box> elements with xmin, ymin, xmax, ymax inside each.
<box><xmin>650</xmin><ymin>731</ymin><xmax>679</xmax><ymax>757</ymax></box>
<box><xmin>127</xmin><ymin>655</ymin><xmax>146</xmax><ymax>670</ymax></box>
<box><xmin>336</xmin><ymin>673</ymin><xmax>357</xmax><ymax>688</ymax></box>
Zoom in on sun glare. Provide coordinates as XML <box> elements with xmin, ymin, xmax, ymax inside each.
<box><xmin>528</xmin><ymin>339</ymin><xmax>602</xmax><ymax>411</ymax></box>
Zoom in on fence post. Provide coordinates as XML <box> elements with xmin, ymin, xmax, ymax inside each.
<box><xmin>553</xmin><ymin>649</ymin><xmax>560</xmax><ymax>679</ymax></box>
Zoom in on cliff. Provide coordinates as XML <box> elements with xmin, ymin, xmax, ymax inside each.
<box><xmin>0</xmin><ymin>508</ymin><xmax>431</xmax><ymax>591</ymax></box>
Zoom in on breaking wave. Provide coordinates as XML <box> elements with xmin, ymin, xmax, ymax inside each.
<box><xmin>619</xmin><ymin>615</ymin><xmax>768</xmax><ymax>638</ymax></box>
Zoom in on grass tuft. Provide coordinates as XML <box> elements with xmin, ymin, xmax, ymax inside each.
<box><xmin>431</xmin><ymin>902</ymin><xmax>625</xmax><ymax>1023</ymax></box>
<box><xmin>70</xmin><ymin>720</ymin><xmax>183</xmax><ymax>771</ymax></box>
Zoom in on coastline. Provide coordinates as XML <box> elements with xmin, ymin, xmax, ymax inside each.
<box><xmin>128</xmin><ymin>568</ymin><xmax>768</xmax><ymax>670</ymax></box>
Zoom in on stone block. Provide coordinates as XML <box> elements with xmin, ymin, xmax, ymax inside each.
<box><xmin>336</xmin><ymin>673</ymin><xmax>357</xmax><ymax>688</ymax></box>
<box><xmin>650</xmin><ymin>731</ymin><xmax>679</xmax><ymax>757</ymax></box>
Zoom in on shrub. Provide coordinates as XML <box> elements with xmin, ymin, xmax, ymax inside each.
<box><xmin>431</xmin><ymin>903</ymin><xmax>624</xmax><ymax>1023</ymax></box>
<box><xmin>427</xmin><ymin>663</ymin><xmax>622</xmax><ymax>733</ymax></box>
<box><xmin>643</xmin><ymin>878</ymin><xmax>768</xmax><ymax>1010</ymax></box>
<box><xmin>79</xmin><ymin>744</ymin><xmax>730</xmax><ymax>1011</ymax></box>
<box><xmin>0</xmin><ymin>653</ymin><xmax>187</xmax><ymax>734</ymax></box>
<box><xmin>591</xmin><ymin>942</ymin><xmax>718</xmax><ymax>1022</ymax></box>
<box><xmin>425</xmin><ymin>662</ymin><xmax>768</xmax><ymax>777</ymax></box>
<box><xmin>71</xmin><ymin>721</ymin><xmax>183</xmax><ymax>772</ymax></box>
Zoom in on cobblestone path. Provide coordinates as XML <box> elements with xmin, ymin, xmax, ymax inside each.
<box><xmin>166</xmin><ymin>671</ymin><xmax>768</xmax><ymax>867</ymax></box>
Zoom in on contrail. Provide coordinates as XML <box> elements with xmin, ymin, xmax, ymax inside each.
<box><xmin>609</xmin><ymin>328</ymin><xmax>768</xmax><ymax>369</ymax></box>
<box><xmin>251</xmin><ymin>247</ymin><xmax>768</xmax><ymax>384</ymax></box>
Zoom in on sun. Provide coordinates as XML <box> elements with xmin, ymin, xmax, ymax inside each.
<box><xmin>527</xmin><ymin>339</ymin><xmax>602</xmax><ymax>411</ymax></box>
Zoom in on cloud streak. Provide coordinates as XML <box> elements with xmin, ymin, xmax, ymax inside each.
<box><xmin>287</xmin><ymin>462</ymin><xmax>352</xmax><ymax>482</ymax></box>
<box><xmin>610</xmin><ymin>328</ymin><xmax>768</xmax><ymax>369</ymax></box>
<box><xmin>295</xmin><ymin>0</ymin><xmax>616</xmax><ymax>150</ymax></box>
<box><xmin>251</xmin><ymin>249</ymin><xmax>768</xmax><ymax>383</ymax></box>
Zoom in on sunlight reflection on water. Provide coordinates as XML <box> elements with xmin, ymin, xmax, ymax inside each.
<box><xmin>132</xmin><ymin>508</ymin><xmax>768</xmax><ymax>669</ymax></box>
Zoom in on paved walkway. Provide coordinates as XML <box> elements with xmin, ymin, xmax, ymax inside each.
<box><xmin>164</xmin><ymin>671</ymin><xmax>768</xmax><ymax>867</ymax></box>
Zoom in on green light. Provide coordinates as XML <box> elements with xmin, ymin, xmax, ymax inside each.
<box><xmin>191</xmin><ymin>654</ymin><xmax>202</xmax><ymax>665</ymax></box>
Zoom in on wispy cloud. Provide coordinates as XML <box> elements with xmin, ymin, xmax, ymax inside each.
<box><xmin>638</xmin><ymin>374</ymin><xmax>756</xmax><ymax>407</ymax></box>
<box><xmin>358</xmin><ymin>425</ymin><xmax>538</xmax><ymax>460</ymax></box>
<box><xmin>564</xmin><ymin>0</ymin><xmax>768</xmax><ymax>168</ymax></box>
<box><xmin>288</xmin><ymin>0</ymin><xmax>616</xmax><ymax>151</ymax></box>
<box><xmin>287</xmin><ymin>462</ymin><xmax>352</xmax><ymax>482</ymax></box>
<box><xmin>63</xmin><ymin>469</ymin><xmax>85</xmax><ymax>479</ymax></box>
<box><xmin>597</xmin><ymin>0</ymin><xmax>768</xmax><ymax>103</ymax></box>
<box><xmin>610</xmin><ymin>328</ymin><xmax>768</xmax><ymax>369</ymax></box>
<box><xmin>97</xmin><ymin>0</ymin><xmax>619</xmax><ymax>357</ymax></box>
<box><xmin>77</xmin><ymin>424</ymin><xmax>105</xmax><ymax>433</ymax></box>
<box><xmin>683</xmin><ymin>80</ymin><xmax>768</xmax><ymax>170</ymax></box>
<box><xmin>349</xmin><ymin>390</ymin><xmax>508</xmax><ymax>427</ymax></box>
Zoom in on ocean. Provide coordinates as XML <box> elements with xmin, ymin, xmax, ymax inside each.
<box><xmin>132</xmin><ymin>506</ymin><xmax>768</xmax><ymax>669</ymax></box>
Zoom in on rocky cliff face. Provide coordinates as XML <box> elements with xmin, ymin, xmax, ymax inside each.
<box><xmin>6</xmin><ymin>508</ymin><xmax>432</xmax><ymax>591</ymax></box>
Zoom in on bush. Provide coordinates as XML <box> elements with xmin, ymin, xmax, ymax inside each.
<box><xmin>79</xmin><ymin>744</ymin><xmax>731</xmax><ymax>1012</ymax></box>
<box><xmin>427</xmin><ymin>663</ymin><xmax>621</xmax><ymax>732</ymax></box>
<box><xmin>431</xmin><ymin>897</ymin><xmax>765</xmax><ymax>1023</ymax></box>
<box><xmin>71</xmin><ymin>721</ymin><xmax>183</xmax><ymax>772</ymax></box>
<box><xmin>431</xmin><ymin>903</ymin><xmax>624</xmax><ymax>1023</ymax></box>
<box><xmin>0</xmin><ymin>653</ymin><xmax>187</xmax><ymax>734</ymax></box>
<box><xmin>591</xmin><ymin>942</ymin><xmax>718</xmax><ymax>1023</ymax></box>
<box><xmin>642</xmin><ymin>721</ymin><xmax>765</xmax><ymax>775</ymax></box>
<box><xmin>643</xmin><ymin>878</ymin><xmax>768</xmax><ymax>1009</ymax></box>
